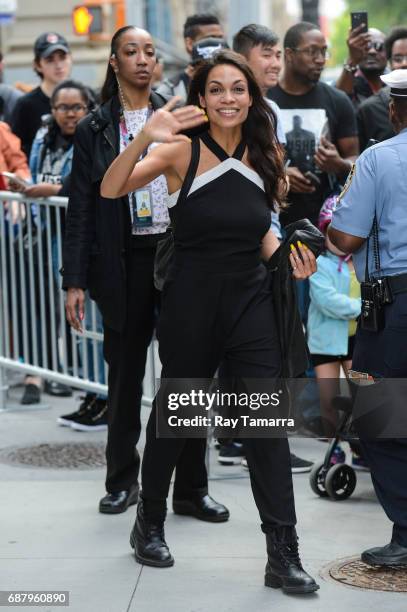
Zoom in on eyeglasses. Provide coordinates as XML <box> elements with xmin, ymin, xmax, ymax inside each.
<box><xmin>366</xmin><ymin>41</ymin><xmax>385</xmax><ymax>53</ymax></box>
<box><xmin>292</xmin><ymin>47</ymin><xmax>330</xmax><ymax>60</ymax></box>
<box><xmin>392</xmin><ymin>55</ymin><xmax>407</xmax><ymax>63</ymax></box>
<box><xmin>53</xmin><ymin>104</ymin><xmax>87</xmax><ymax>113</ymax></box>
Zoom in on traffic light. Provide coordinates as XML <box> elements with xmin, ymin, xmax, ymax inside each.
<box><xmin>72</xmin><ymin>5</ymin><xmax>103</xmax><ymax>35</ymax></box>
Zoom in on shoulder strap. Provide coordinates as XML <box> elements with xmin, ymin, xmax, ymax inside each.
<box><xmin>173</xmin><ymin>137</ymin><xmax>200</xmax><ymax>215</ymax></box>
<box><xmin>200</xmin><ymin>131</ymin><xmax>246</xmax><ymax>162</ymax></box>
<box><xmin>365</xmin><ymin>215</ymin><xmax>381</xmax><ymax>281</ymax></box>
<box><xmin>150</xmin><ymin>90</ymin><xmax>169</xmax><ymax>109</ymax></box>
<box><xmin>233</xmin><ymin>140</ymin><xmax>246</xmax><ymax>161</ymax></box>
<box><xmin>200</xmin><ymin>131</ymin><xmax>228</xmax><ymax>161</ymax></box>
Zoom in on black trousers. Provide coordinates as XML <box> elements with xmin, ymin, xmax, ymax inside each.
<box><xmin>102</xmin><ymin>246</ymin><xmax>207</xmax><ymax>495</ymax></box>
<box><xmin>141</xmin><ymin>264</ymin><xmax>296</xmax><ymax>531</ymax></box>
<box><xmin>352</xmin><ymin>292</ymin><xmax>407</xmax><ymax>547</ymax></box>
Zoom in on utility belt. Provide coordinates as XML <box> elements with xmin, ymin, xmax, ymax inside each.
<box><xmin>360</xmin><ymin>216</ymin><xmax>407</xmax><ymax>332</ymax></box>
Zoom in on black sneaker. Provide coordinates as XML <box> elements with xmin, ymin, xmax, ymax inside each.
<box><xmin>21</xmin><ymin>383</ymin><xmax>41</xmax><ymax>405</ymax></box>
<box><xmin>290</xmin><ymin>453</ymin><xmax>313</xmax><ymax>473</ymax></box>
<box><xmin>218</xmin><ymin>441</ymin><xmax>245</xmax><ymax>465</ymax></box>
<box><xmin>70</xmin><ymin>399</ymin><xmax>108</xmax><ymax>432</ymax></box>
<box><xmin>57</xmin><ymin>395</ymin><xmax>97</xmax><ymax>427</ymax></box>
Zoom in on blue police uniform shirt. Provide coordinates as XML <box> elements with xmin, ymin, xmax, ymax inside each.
<box><xmin>331</xmin><ymin>127</ymin><xmax>407</xmax><ymax>282</ymax></box>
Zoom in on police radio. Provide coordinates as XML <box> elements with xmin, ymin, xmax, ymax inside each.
<box><xmin>360</xmin><ymin>278</ymin><xmax>392</xmax><ymax>332</ymax></box>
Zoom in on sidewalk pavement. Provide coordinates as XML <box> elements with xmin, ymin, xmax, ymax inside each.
<box><xmin>0</xmin><ymin>384</ymin><xmax>405</xmax><ymax>612</ymax></box>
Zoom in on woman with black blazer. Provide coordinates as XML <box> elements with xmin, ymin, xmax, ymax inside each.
<box><xmin>63</xmin><ymin>26</ymin><xmax>229</xmax><ymax>521</ymax></box>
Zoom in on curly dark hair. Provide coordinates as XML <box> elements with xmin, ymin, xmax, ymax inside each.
<box><xmin>187</xmin><ymin>49</ymin><xmax>286</xmax><ymax>211</ymax></box>
<box><xmin>385</xmin><ymin>26</ymin><xmax>407</xmax><ymax>60</ymax></box>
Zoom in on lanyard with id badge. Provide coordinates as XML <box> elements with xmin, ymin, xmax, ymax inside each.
<box><xmin>120</xmin><ymin>106</ymin><xmax>154</xmax><ymax>230</ymax></box>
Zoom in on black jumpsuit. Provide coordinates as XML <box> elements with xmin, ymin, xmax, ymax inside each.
<box><xmin>141</xmin><ymin>132</ymin><xmax>296</xmax><ymax>532</ymax></box>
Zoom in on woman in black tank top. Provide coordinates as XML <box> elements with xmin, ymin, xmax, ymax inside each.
<box><xmin>102</xmin><ymin>51</ymin><xmax>319</xmax><ymax>595</ymax></box>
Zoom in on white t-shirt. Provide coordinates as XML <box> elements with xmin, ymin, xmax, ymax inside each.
<box><xmin>120</xmin><ymin>107</ymin><xmax>170</xmax><ymax>235</ymax></box>
<box><xmin>265</xmin><ymin>98</ymin><xmax>286</xmax><ymax>145</ymax></box>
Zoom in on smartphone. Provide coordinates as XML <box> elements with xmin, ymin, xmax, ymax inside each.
<box><xmin>1</xmin><ymin>172</ymin><xmax>29</xmax><ymax>188</ymax></box>
<box><xmin>351</xmin><ymin>11</ymin><xmax>368</xmax><ymax>33</ymax></box>
<box><xmin>304</xmin><ymin>171</ymin><xmax>321</xmax><ymax>188</ymax></box>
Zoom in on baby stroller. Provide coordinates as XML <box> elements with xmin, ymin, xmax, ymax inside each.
<box><xmin>309</xmin><ymin>394</ymin><xmax>358</xmax><ymax>501</ymax></box>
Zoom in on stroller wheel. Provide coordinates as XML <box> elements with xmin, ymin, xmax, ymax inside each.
<box><xmin>325</xmin><ymin>463</ymin><xmax>357</xmax><ymax>501</ymax></box>
<box><xmin>309</xmin><ymin>461</ymin><xmax>329</xmax><ymax>497</ymax></box>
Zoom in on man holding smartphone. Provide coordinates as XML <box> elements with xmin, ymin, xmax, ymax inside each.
<box><xmin>336</xmin><ymin>14</ymin><xmax>387</xmax><ymax>109</ymax></box>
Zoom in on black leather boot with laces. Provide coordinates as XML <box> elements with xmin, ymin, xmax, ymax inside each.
<box><xmin>130</xmin><ymin>500</ymin><xmax>174</xmax><ymax>568</ymax></box>
<box><xmin>265</xmin><ymin>527</ymin><xmax>319</xmax><ymax>594</ymax></box>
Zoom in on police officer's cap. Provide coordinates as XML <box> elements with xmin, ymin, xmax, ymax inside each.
<box><xmin>380</xmin><ymin>69</ymin><xmax>407</xmax><ymax>98</ymax></box>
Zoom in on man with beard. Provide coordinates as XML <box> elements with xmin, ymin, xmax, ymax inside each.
<box><xmin>336</xmin><ymin>26</ymin><xmax>387</xmax><ymax>109</ymax></box>
<box><xmin>268</xmin><ymin>22</ymin><xmax>358</xmax><ymax>228</ymax></box>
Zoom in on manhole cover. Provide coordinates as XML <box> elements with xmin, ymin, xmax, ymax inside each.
<box><xmin>323</xmin><ymin>556</ymin><xmax>407</xmax><ymax>592</ymax></box>
<box><xmin>0</xmin><ymin>443</ymin><xmax>106</xmax><ymax>469</ymax></box>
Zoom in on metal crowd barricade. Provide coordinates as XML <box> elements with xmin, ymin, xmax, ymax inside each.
<box><xmin>0</xmin><ymin>191</ymin><xmax>157</xmax><ymax>411</ymax></box>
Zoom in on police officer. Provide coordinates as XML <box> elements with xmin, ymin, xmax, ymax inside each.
<box><xmin>328</xmin><ymin>69</ymin><xmax>407</xmax><ymax>567</ymax></box>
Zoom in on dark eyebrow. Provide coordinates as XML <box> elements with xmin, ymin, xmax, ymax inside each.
<box><xmin>208</xmin><ymin>79</ymin><xmax>246</xmax><ymax>86</ymax></box>
<box><xmin>123</xmin><ymin>42</ymin><xmax>154</xmax><ymax>49</ymax></box>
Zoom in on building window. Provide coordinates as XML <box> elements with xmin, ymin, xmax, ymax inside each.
<box><xmin>145</xmin><ymin>0</ymin><xmax>172</xmax><ymax>44</ymax></box>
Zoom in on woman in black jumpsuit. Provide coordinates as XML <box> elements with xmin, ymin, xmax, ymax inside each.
<box><xmin>102</xmin><ymin>50</ymin><xmax>319</xmax><ymax>595</ymax></box>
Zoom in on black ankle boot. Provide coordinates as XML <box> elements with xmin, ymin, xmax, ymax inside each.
<box><xmin>265</xmin><ymin>527</ymin><xmax>319</xmax><ymax>594</ymax></box>
<box><xmin>130</xmin><ymin>500</ymin><xmax>174</xmax><ymax>568</ymax></box>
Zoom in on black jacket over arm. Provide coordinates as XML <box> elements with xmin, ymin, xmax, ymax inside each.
<box><xmin>62</xmin><ymin>91</ymin><xmax>168</xmax><ymax>332</ymax></box>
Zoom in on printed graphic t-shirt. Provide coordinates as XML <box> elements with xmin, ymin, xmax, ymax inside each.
<box><xmin>268</xmin><ymin>81</ymin><xmax>357</xmax><ymax>226</ymax></box>
<box><xmin>120</xmin><ymin>107</ymin><xmax>170</xmax><ymax>236</ymax></box>
<box><xmin>37</xmin><ymin>132</ymin><xmax>73</xmax><ymax>185</ymax></box>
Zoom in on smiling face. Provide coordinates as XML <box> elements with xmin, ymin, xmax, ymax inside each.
<box><xmin>52</xmin><ymin>88</ymin><xmax>88</xmax><ymax>135</ymax></box>
<box><xmin>198</xmin><ymin>64</ymin><xmax>252</xmax><ymax>129</ymax></box>
<box><xmin>246</xmin><ymin>43</ymin><xmax>282</xmax><ymax>92</ymax></box>
<box><xmin>110</xmin><ymin>28</ymin><xmax>156</xmax><ymax>88</ymax></box>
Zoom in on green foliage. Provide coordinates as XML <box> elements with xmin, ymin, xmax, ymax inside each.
<box><xmin>346</xmin><ymin>0</ymin><xmax>407</xmax><ymax>33</ymax></box>
<box><xmin>328</xmin><ymin>12</ymin><xmax>350</xmax><ymax>67</ymax></box>
<box><xmin>328</xmin><ymin>1</ymin><xmax>407</xmax><ymax>68</ymax></box>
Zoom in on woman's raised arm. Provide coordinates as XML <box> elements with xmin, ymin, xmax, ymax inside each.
<box><xmin>101</xmin><ymin>97</ymin><xmax>206</xmax><ymax>198</ymax></box>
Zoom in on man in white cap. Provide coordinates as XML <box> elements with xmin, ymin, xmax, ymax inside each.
<box><xmin>328</xmin><ymin>68</ymin><xmax>407</xmax><ymax>567</ymax></box>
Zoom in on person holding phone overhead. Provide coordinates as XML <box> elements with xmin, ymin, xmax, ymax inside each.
<box><xmin>102</xmin><ymin>49</ymin><xmax>319</xmax><ymax>595</ymax></box>
<box><xmin>336</xmin><ymin>13</ymin><xmax>388</xmax><ymax>109</ymax></box>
